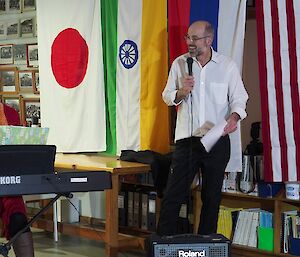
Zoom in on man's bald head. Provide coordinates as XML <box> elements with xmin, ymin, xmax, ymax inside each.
<box><xmin>189</xmin><ymin>21</ymin><xmax>214</xmax><ymax>39</ymax></box>
<box><xmin>186</xmin><ymin>20</ymin><xmax>214</xmax><ymax>63</ymax></box>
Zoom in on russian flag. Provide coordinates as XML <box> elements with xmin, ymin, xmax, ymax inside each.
<box><xmin>168</xmin><ymin>0</ymin><xmax>247</xmax><ymax>172</ymax></box>
<box><xmin>168</xmin><ymin>0</ymin><xmax>247</xmax><ymax>71</ymax></box>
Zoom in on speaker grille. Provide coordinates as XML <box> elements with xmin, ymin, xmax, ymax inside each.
<box><xmin>154</xmin><ymin>243</ymin><xmax>228</xmax><ymax>257</ymax></box>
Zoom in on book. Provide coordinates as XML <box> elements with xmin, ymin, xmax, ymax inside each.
<box><xmin>133</xmin><ymin>191</ymin><xmax>140</xmax><ymax>227</ymax></box>
<box><xmin>118</xmin><ymin>191</ymin><xmax>127</xmax><ymax>226</ymax></box>
<box><xmin>241</xmin><ymin>211</ymin><xmax>253</xmax><ymax>246</ymax></box>
<box><xmin>258</xmin><ymin>227</ymin><xmax>274</xmax><ymax>251</ymax></box>
<box><xmin>127</xmin><ymin>191</ymin><xmax>134</xmax><ymax>227</ymax></box>
<box><xmin>248</xmin><ymin>211</ymin><xmax>259</xmax><ymax>247</ymax></box>
<box><xmin>141</xmin><ymin>193</ymin><xmax>148</xmax><ymax>230</ymax></box>
<box><xmin>147</xmin><ymin>192</ymin><xmax>157</xmax><ymax>232</ymax></box>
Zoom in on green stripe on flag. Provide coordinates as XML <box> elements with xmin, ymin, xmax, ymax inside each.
<box><xmin>101</xmin><ymin>0</ymin><xmax>118</xmax><ymax>154</ymax></box>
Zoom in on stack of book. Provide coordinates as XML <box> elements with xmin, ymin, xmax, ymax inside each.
<box><xmin>118</xmin><ymin>189</ymin><xmax>157</xmax><ymax>232</ymax></box>
<box><xmin>281</xmin><ymin>210</ymin><xmax>300</xmax><ymax>255</ymax></box>
<box><xmin>217</xmin><ymin>206</ymin><xmax>241</xmax><ymax>240</ymax></box>
<box><xmin>225</xmin><ymin>208</ymin><xmax>273</xmax><ymax>250</ymax></box>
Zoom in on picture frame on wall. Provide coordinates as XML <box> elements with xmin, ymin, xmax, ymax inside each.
<box><xmin>0</xmin><ymin>67</ymin><xmax>18</xmax><ymax>94</ymax></box>
<box><xmin>32</xmin><ymin>70</ymin><xmax>39</xmax><ymax>94</ymax></box>
<box><xmin>0</xmin><ymin>0</ymin><xmax>5</xmax><ymax>13</ymax></box>
<box><xmin>27</xmin><ymin>43</ymin><xmax>38</xmax><ymax>67</ymax></box>
<box><xmin>8</xmin><ymin>0</ymin><xmax>21</xmax><ymax>13</ymax></box>
<box><xmin>0</xmin><ymin>44</ymin><xmax>13</xmax><ymax>64</ymax></box>
<box><xmin>22</xmin><ymin>0</ymin><xmax>35</xmax><ymax>12</ymax></box>
<box><xmin>18</xmin><ymin>70</ymin><xmax>33</xmax><ymax>92</ymax></box>
<box><xmin>2</xmin><ymin>95</ymin><xmax>22</xmax><ymax>120</ymax></box>
<box><xmin>6</xmin><ymin>20</ymin><xmax>19</xmax><ymax>38</ymax></box>
<box><xmin>0</xmin><ymin>22</ymin><xmax>6</xmax><ymax>40</ymax></box>
<box><xmin>22</xmin><ymin>98</ymin><xmax>40</xmax><ymax>126</ymax></box>
<box><xmin>13</xmin><ymin>44</ymin><xmax>27</xmax><ymax>64</ymax></box>
<box><xmin>20</xmin><ymin>17</ymin><xmax>34</xmax><ymax>37</ymax></box>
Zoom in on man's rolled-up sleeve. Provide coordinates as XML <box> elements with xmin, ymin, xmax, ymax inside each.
<box><xmin>228</xmin><ymin>63</ymin><xmax>249</xmax><ymax>120</ymax></box>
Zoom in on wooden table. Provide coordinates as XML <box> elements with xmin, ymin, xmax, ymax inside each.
<box><xmin>54</xmin><ymin>153</ymin><xmax>151</xmax><ymax>257</ymax></box>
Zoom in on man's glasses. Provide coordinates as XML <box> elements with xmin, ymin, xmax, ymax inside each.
<box><xmin>184</xmin><ymin>34</ymin><xmax>210</xmax><ymax>42</ymax></box>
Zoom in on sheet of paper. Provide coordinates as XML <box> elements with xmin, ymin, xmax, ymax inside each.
<box><xmin>200</xmin><ymin>119</ymin><xmax>227</xmax><ymax>152</ymax></box>
<box><xmin>193</xmin><ymin>121</ymin><xmax>214</xmax><ymax>137</ymax></box>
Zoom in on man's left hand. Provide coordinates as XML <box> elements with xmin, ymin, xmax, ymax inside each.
<box><xmin>223</xmin><ymin>113</ymin><xmax>240</xmax><ymax>135</ymax></box>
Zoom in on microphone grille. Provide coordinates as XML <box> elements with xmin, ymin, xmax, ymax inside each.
<box><xmin>187</xmin><ymin>57</ymin><xmax>193</xmax><ymax>64</ymax></box>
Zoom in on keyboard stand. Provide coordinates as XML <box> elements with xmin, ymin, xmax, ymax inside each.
<box><xmin>0</xmin><ymin>192</ymin><xmax>73</xmax><ymax>257</ymax></box>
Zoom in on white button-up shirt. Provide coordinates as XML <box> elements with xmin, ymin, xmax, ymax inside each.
<box><xmin>162</xmin><ymin>49</ymin><xmax>249</xmax><ymax>172</ymax></box>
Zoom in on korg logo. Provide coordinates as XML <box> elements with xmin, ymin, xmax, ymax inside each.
<box><xmin>178</xmin><ymin>249</ymin><xmax>206</xmax><ymax>257</ymax></box>
<box><xmin>0</xmin><ymin>176</ymin><xmax>21</xmax><ymax>185</ymax></box>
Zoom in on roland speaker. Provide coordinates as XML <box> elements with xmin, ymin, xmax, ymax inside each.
<box><xmin>146</xmin><ymin>233</ymin><xmax>231</xmax><ymax>257</ymax></box>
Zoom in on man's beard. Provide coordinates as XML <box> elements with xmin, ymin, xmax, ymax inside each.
<box><xmin>189</xmin><ymin>47</ymin><xmax>203</xmax><ymax>57</ymax></box>
<box><xmin>188</xmin><ymin>45</ymin><xmax>198</xmax><ymax>56</ymax></box>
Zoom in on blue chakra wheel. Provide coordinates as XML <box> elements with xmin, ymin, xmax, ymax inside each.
<box><xmin>119</xmin><ymin>40</ymin><xmax>138</xmax><ymax>69</ymax></box>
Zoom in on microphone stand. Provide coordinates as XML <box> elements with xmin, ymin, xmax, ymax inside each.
<box><xmin>0</xmin><ymin>192</ymin><xmax>73</xmax><ymax>257</ymax></box>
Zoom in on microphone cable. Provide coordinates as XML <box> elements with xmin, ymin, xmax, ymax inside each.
<box><xmin>187</xmin><ymin>57</ymin><xmax>194</xmax><ymax>233</ymax></box>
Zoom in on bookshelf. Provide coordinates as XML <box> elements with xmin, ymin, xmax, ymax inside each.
<box><xmin>193</xmin><ymin>187</ymin><xmax>300</xmax><ymax>257</ymax></box>
<box><xmin>32</xmin><ymin>173</ymin><xmax>300</xmax><ymax>257</ymax></box>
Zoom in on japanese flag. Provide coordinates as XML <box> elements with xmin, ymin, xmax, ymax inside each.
<box><xmin>37</xmin><ymin>0</ymin><xmax>106</xmax><ymax>152</ymax></box>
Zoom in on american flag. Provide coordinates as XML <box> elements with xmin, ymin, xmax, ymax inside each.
<box><xmin>256</xmin><ymin>0</ymin><xmax>300</xmax><ymax>182</ymax></box>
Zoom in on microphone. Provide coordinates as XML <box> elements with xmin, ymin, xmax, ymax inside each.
<box><xmin>187</xmin><ymin>57</ymin><xmax>193</xmax><ymax>76</ymax></box>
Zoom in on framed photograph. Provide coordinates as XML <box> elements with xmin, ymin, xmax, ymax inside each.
<box><xmin>18</xmin><ymin>70</ymin><xmax>33</xmax><ymax>92</ymax></box>
<box><xmin>27</xmin><ymin>43</ymin><xmax>38</xmax><ymax>67</ymax></box>
<box><xmin>22</xmin><ymin>98</ymin><xmax>40</xmax><ymax>126</ymax></box>
<box><xmin>0</xmin><ymin>0</ymin><xmax>5</xmax><ymax>13</ymax></box>
<box><xmin>6</xmin><ymin>20</ymin><xmax>19</xmax><ymax>38</ymax></box>
<box><xmin>22</xmin><ymin>0</ymin><xmax>35</xmax><ymax>11</ymax></box>
<box><xmin>13</xmin><ymin>44</ymin><xmax>27</xmax><ymax>64</ymax></box>
<box><xmin>32</xmin><ymin>70</ymin><xmax>39</xmax><ymax>94</ymax></box>
<box><xmin>0</xmin><ymin>44</ymin><xmax>13</xmax><ymax>64</ymax></box>
<box><xmin>8</xmin><ymin>0</ymin><xmax>21</xmax><ymax>13</ymax></box>
<box><xmin>0</xmin><ymin>67</ymin><xmax>18</xmax><ymax>94</ymax></box>
<box><xmin>0</xmin><ymin>22</ymin><xmax>6</xmax><ymax>40</ymax></box>
<box><xmin>20</xmin><ymin>17</ymin><xmax>34</xmax><ymax>37</ymax></box>
<box><xmin>2</xmin><ymin>95</ymin><xmax>22</xmax><ymax>119</ymax></box>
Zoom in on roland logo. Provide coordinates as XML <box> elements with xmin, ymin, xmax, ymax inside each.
<box><xmin>178</xmin><ymin>249</ymin><xmax>206</xmax><ymax>257</ymax></box>
<box><xmin>0</xmin><ymin>176</ymin><xmax>21</xmax><ymax>185</ymax></box>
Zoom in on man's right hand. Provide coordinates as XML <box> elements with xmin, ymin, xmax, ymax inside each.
<box><xmin>175</xmin><ymin>76</ymin><xmax>194</xmax><ymax>103</ymax></box>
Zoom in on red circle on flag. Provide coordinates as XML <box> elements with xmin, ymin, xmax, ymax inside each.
<box><xmin>51</xmin><ymin>28</ymin><xmax>88</xmax><ymax>89</ymax></box>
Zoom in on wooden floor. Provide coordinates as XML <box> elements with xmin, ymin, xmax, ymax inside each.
<box><xmin>0</xmin><ymin>228</ymin><xmax>146</xmax><ymax>257</ymax></box>
<box><xmin>0</xmin><ymin>228</ymin><xmax>267</xmax><ymax>257</ymax></box>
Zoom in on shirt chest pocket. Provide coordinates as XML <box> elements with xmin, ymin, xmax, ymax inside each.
<box><xmin>210</xmin><ymin>82</ymin><xmax>228</xmax><ymax>104</ymax></box>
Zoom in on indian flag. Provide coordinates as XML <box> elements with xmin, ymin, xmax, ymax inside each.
<box><xmin>102</xmin><ymin>0</ymin><xmax>169</xmax><ymax>155</ymax></box>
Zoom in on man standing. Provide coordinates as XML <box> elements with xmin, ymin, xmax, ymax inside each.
<box><xmin>157</xmin><ymin>20</ymin><xmax>248</xmax><ymax>235</ymax></box>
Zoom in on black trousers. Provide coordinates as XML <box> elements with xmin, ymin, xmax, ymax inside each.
<box><xmin>157</xmin><ymin>135</ymin><xmax>230</xmax><ymax>235</ymax></box>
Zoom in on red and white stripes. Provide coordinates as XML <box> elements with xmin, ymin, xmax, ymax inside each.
<box><xmin>256</xmin><ymin>0</ymin><xmax>300</xmax><ymax>182</ymax></box>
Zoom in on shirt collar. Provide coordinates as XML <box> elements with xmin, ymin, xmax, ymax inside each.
<box><xmin>210</xmin><ymin>48</ymin><xmax>220</xmax><ymax>63</ymax></box>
